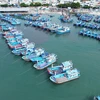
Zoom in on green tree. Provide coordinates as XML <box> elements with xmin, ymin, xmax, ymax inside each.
<box><xmin>20</xmin><ymin>3</ymin><xmax>29</xmax><ymax>7</ymax></box>
<box><xmin>0</xmin><ymin>4</ymin><xmax>8</xmax><ymax>7</ymax></box>
<box><xmin>57</xmin><ymin>2</ymin><xmax>80</xmax><ymax>8</ymax></box>
<box><xmin>34</xmin><ymin>2</ymin><xmax>41</xmax><ymax>7</ymax></box>
<box><xmin>71</xmin><ymin>2</ymin><xmax>80</xmax><ymax>8</ymax></box>
<box><xmin>42</xmin><ymin>4</ymin><xmax>49</xmax><ymax>7</ymax></box>
<box><xmin>30</xmin><ymin>2</ymin><xmax>34</xmax><ymax>6</ymax></box>
<box><xmin>82</xmin><ymin>5</ymin><xmax>91</xmax><ymax>9</ymax></box>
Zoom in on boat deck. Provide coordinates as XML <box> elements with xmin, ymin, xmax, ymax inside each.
<box><xmin>55</xmin><ymin>77</ymin><xmax>68</xmax><ymax>83</ymax></box>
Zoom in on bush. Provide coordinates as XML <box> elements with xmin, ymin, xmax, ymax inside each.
<box><xmin>82</xmin><ymin>5</ymin><xmax>91</xmax><ymax>9</ymax></box>
<box><xmin>42</xmin><ymin>4</ymin><xmax>49</xmax><ymax>7</ymax></box>
<box><xmin>9</xmin><ymin>4</ymin><xmax>14</xmax><ymax>7</ymax></box>
<box><xmin>34</xmin><ymin>2</ymin><xmax>41</xmax><ymax>7</ymax></box>
<box><xmin>20</xmin><ymin>3</ymin><xmax>29</xmax><ymax>7</ymax></box>
<box><xmin>30</xmin><ymin>3</ymin><xmax>34</xmax><ymax>6</ymax></box>
<box><xmin>92</xmin><ymin>7</ymin><xmax>99</xmax><ymax>9</ymax></box>
<box><xmin>0</xmin><ymin>4</ymin><xmax>8</xmax><ymax>7</ymax></box>
<box><xmin>71</xmin><ymin>2</ymin><xmax>80</xmax><ymax>8</ymax></box>
<box><xmin>57</xmin><ymin>2</ymin><xmax>80</xmax><ymax>8</ymax></box>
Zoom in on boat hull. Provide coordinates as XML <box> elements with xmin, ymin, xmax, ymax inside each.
<box><xmin>33</xmin><ymin>60</ymin><xmax>56</xmax><ymax>70</ymax></box>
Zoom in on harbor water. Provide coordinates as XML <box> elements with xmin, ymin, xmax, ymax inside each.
<box><xmin>0</xmin><ymin>14</ymin><xmax>100</xmax><ymax>100</ymax></box>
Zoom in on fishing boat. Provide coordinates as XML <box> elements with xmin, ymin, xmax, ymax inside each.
<box><xmin>43</xmin><ymin>22</ymin><xmax>52</xmax><ymax>31</ymax></box>
<box><xmin>56</xmin><ymin>27</ymin><xmax>70</xmax><ymax>34</ymax></box>
<box><xmin>33</xmin><ymin>53</ymin><xmax>57</xmax><ymax>70</ymax></box>
<box><xmin>94</xmin><ymin>96</ymin><xmax>100</xmax><ymax>100</ymax></box>
<box><xmin>20</xmin><ymin>38</ymin><xmax>29</xmax><ymax>47</ymax></box>
<box><xmin>59</xmin><ymin>15</ymin><xmax>73</xmax><ymax>23</ymax></box>
<box><xmin>77</xmin><ymin>14</ymin><xmax>93</xmax><ymax>22</ymax></box>
<box><xmin>12</xmin><ymin>47</ymin><xmax>26</xmax><ymax>55</ymax></box>
<box><xmin>47</xmin><ymin>60</ymin><xmax>73</xmax><ymax>75</ymax></box>
<box><xmin>24</xmin><ymin>21</ymin><xmax>32</xmax><ymax>26</ymax></box>
<box><xmin>8</xmin><ymin>42</ymin><xmax>22</xmax><ymax>49</ymax></box>
<box><xmin>79</xmin><ymin>28</ymin><xmax>89</xmax><ymax>35</ymax></box>
<box><xmin>50</xmin><ymin>68</ymin><xmax>80</xmax><ymax>84</ymax></box>
<box><xmin>73</xmin><ymin>21</ymin><xmax>82</xmax><ymax>26</ymax></box>
<box><xmin>50</xmin><ymin>24</ymin><xmax>60</xmax><ymax>33</ymax></box>
<box><xmin>11</xmin><ymin>38</ymin><xmax>29</xmax><ymax>55</ymax></box>
<box><xmin>22</xmin><ymin>47</ymin><xmax>45</xmax><ymax>61</ymax></box>
<box><xmin>21</xmin><ymin>42</ymin><xmax>35</xmax><ymax>56</ymax></box>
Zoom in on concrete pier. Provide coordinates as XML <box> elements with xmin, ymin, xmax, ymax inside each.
<box><xmin>0</xmin><ymin>7</ymin><xmax>29</xmax><ymax>12</ymax></box>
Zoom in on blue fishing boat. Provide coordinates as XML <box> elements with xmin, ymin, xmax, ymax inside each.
<box><xmin>33</xmin><ymin>53</ymin><xmax>57</xmax><ymax>70</ymax></box>
<box><xmin>90</xmin><ymin>33</ymin><xmax>98</xmax><ymax>38</ymax></box>
<box><xmin>30</xmin><ymin>56</ymin><xmax>44</xmax><ymax>62</ymax></box>
<box><xmin>24</xmin><ymin>21</ymin><xmax>32</xmax><ymax>26</ymax></box>
<box><xmin>60</xmin><ymin>16</ymin><xmax>73</xmax><ymax>23</ymax></box>
<box><xmin>94</xmin><ymin>96</ymin><xmax>100</xmax><ymax>100</ymax></box>
<box><xmin>79</xmin><ymin>28</ymin><xmax>90</xmax><ymax>35</ymax></box>
<box><xmin>79</xmin><ymin>28</ymin><xmax>99</xmax><ymax>39</ymax></box>
<box><xmin>1</xmin><ymin>26</ymin><xmax>10</xmax><ymax>31</ymax></box>
<box><xmin>77</xmin><ymin>14</ymin><xmax>93</xmax><ymax>22</ymax></box>
<box><xmin>97</xmin><ymin>35</ymin><xmax>100</xmax><ymax>40</ymax></box>
<box><xmin>11</xmin><ymin>38</ymin><xmax>29</xmax><ymax>55</ymax></box>
<box><xmin>49</xmin><ymin>24</ymin><xmax>60</xmax><ymax>33</ymax></box>
<box><xmin>73</xmin><ymin>21</ymin><xmax>82</xmax><ymax>26</ymax></box>
<box><xmin>12</xmin><ymin>47</ymin><xmax>26</xmax><ymax>55</ymax></box>
<box><xmin>0</xmin><ymin>15</ymin><xmax>21</xmax><ymax>25</ymax></box>
<box><xmin>47</xmin><ymin>61</ymin><xmax>73</xmax><ymax>75</ymax></box>
<box><xmin>21</xmin><ymin>42</ymin><xmax>35</xmax><ymax>56</ymax></box>
<box><xmin>50</xmin><ymin>68</ymin><xmax>80</xmax><ymax>84</ymax></box>
<box><xmin>32</xmin><ymin>21</ymin><xmax>39</xmax><ymax>27</ymax></box>
<box><xmin>22</xmin><ymin>47</ymin><xmax>45</xmax><ymax>61</ymax></box>
<box><xmin>8</xmin><ymin>41</ymin><xmax>22</xmax><ymax>49</ymax></box>
<box><xmin>56</xmin><ymin>27</ymin><xmax>70</xmax><ymax>34</ymax></box>
<box><xmin>43</xmin><ymin>22</ymin><xmax>52</xmax><ymax>31</ymax></box>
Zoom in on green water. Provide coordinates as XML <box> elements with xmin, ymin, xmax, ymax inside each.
<box><xmin>0</xmin><ymin>15</ymin><xmax>100</xmax><ymax>100</ymax></box>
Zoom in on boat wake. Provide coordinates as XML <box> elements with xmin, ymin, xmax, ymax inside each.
<box><xmin>35</xmin><ymin>70</ymin><xmax>47</xmax><ymax>78</ymax></box>
<box><xmin>11</xmin><ymin>58</ymin><xmax>21</xmax><ymax>64</ymax></box>
<box><xmin>18</xmin><ymin>67</ymin><xmax>32</xmax><ymax>76</ymax></box>
<box><xmin>36</xmin><ymin>78</ymin><xmax>49</xmax><ymax>86</ymax></box>
<box><xmin>0</xmin><ymin>52</ymin><xmax>11</xmax><ymax>59</ymax></box>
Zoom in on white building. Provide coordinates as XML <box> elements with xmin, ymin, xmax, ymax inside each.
<box><xmin>60</xmin><ymin>0</ymin><xmax>80</xmax><ymax>4</ymax></box>
<box><xmin>18</xmin><ymin>0</ymin><xmax>32</xmax><ymax>4</ymax></box>
<box><xmin>81</xmin><ymin>0</ymin><xmax>99</xmax><ymax>7</ymax></box>
<box><xmin>8</xmin><ymin>0</ymin><xmax>18</xmax><ymax>4</ymax></box>
<box><xmin>3</xmin><ymin>0</ymin><xmax>32</xmax><ymax>4</ymax></box>
<box><xmin>0</xmin><ymin>0</ymin><xmax>8</xmax><ymax>4</ymax></box>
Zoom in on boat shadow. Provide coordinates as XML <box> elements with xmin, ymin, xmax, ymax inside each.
<box><xmin>85</xmin><ymin>95</ymin><xmax>94</xmax><ymax>100</ymax></box>
<box><xmin>55</xmin><ymin>33</ymin><xmax>70</xmax><ymax>37</ymax></box>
